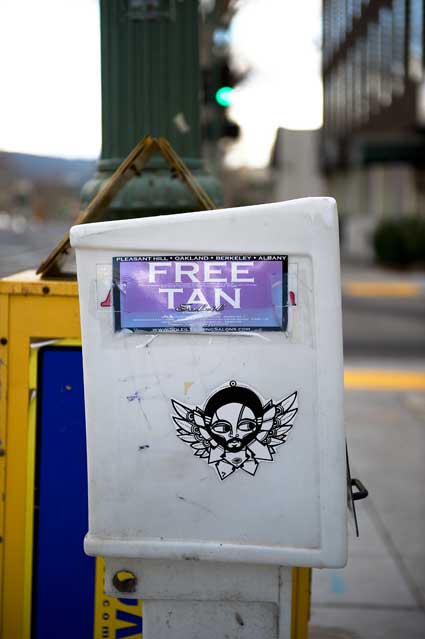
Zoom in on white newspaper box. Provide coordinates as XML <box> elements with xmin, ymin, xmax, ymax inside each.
<box><xmin>71</xmin><ymin>197</ymin><xmax>346</xmax><ymax>637</ymax></box>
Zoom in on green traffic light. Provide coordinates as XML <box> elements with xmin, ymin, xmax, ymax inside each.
<box><xmin>215</xmin><ymin>86</ymin><xmax>234</xmax><ymax>107</ymax></box>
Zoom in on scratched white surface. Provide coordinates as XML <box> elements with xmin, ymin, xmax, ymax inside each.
<box><xmin>72</xmin><ymin>197</ymin><xmax>346</xmax><ymax>568</ymax></box>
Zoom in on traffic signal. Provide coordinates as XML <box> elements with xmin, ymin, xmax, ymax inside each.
<box><xmin>201</xmin><ymin>60</ymin><xmax>240</xmax><ymax>141</ymax></box>
<box><xmin>215</xmin><ymin>86</ymin><xmax>234</xmax><ymax>108</ymax></box>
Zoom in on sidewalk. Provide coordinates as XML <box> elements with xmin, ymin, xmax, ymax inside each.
<box><xmin>312</xmin><ymin>261</ymin><xmax>425</xmax><ymax>637</ymax></box>
<box><xmin>309</xmin><ymin>384</ymin><xmax>425</xmax><ymax>639</ymax></box>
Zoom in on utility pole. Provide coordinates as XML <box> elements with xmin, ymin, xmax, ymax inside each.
<box><xmin>81</xmin><ymin>0</ymin><xmax>221</xmax><ymax>218</ymax></box>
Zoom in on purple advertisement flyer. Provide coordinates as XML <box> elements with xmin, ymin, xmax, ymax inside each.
<box><xmin>112</xmin><ymin>256</ymin><xmax>288</xmax><ymax>333</ymax></box>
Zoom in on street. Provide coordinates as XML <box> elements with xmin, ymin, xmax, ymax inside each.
<box><xmin>0</xmin><ymin>219</ymin><xmax>70</xmax><ymax>279</ymax></box>
<box><xmin>342</xmin><ymin>264</ymin><xmax>425</xmax><ymax>361</ymax></box>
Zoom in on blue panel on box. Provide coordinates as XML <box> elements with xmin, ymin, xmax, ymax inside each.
<box><xmin>33</xmin><ymin>347</ymin><xmax>95</xmax><ymax>639</ymax></box>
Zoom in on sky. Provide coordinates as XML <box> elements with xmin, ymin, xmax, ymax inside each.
<box><xmin>228</xmin><ymin>0</ymin><xmax>322</xmax><ymax>167</ymax></box>
<box><xmin>0</xmin><ymin>0</ymin><xmax>322</xmax><ymax>167</ymax></box>
<box><xmin>0</xmin><ymin>0</ymin><xmax>101</xmax><ymax>159</ymax></box>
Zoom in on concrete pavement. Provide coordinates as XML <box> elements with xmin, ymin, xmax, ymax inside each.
<box><xmin>310</xmin><ymin>366</ymin><xmax>425</xmax><ymax>635</ymax></box>
<box><xmin>311</xmin><ymin>261</ymin><xmax>425</xmax><ymax>638</ymax></box>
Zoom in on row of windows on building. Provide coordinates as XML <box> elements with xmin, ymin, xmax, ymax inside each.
<box><xmin>324</xmin><ymin>0</ymin><xmax>423</xmax><ymax>75</ymax></box>
<box><xmin>323</xmin><ymin>0</ymin><xmax>369</xmax><ymax>60</ymax></box>
<box><xmin>324</xmin><ymin>0</ymin><xmax>424</xmax><ymax>132</ymax></box>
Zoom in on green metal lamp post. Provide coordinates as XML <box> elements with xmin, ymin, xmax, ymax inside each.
<box><xmin>81</xmin><ymin>0</ymin><xmax>221</xmax><ymax>218</ymax></box>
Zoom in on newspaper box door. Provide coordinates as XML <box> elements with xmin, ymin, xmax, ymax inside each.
<box><xmin>71</xmin><ymin>197</ymin><xmax>346</xmax><ymax>576</ymax></box>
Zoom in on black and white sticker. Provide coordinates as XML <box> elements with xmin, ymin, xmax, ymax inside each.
<box><xmin>171</xmin><ymin>381</ymin><xmax>298</xmax><ymax>480</ymax></box>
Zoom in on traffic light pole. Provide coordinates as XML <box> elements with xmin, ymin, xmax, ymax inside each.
<box><xmin>81</xmin><ymin>0</ymin><xmax>221</xmax><ymax>218</ymax></box>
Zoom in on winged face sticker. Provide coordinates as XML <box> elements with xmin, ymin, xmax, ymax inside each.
<box><xmin>171</xmin><ymin>381</ymin><xmax>298</xmax><ymax>480</ymax></box>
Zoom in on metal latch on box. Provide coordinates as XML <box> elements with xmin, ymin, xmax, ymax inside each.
<box><xmin>346</xmin><ymin>443</ymin><xmax>368</xmax><ymax>538</ymax></box>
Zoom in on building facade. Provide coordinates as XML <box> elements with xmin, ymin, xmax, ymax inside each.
<box><xmin>322</xmin><ymin>0</ymin><xmax>425</xmax><ymax>257</ymax></box>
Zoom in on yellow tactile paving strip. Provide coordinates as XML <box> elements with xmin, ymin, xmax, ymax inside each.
<box><xmin>344</xmin><ymin>282</ymin><xmax>420</xmax><ymax>298</ymax></box>
<box><xmin>344</xmin><ymin>369</ymin><xmax>425</xmax><ymax>391</ymax></box>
